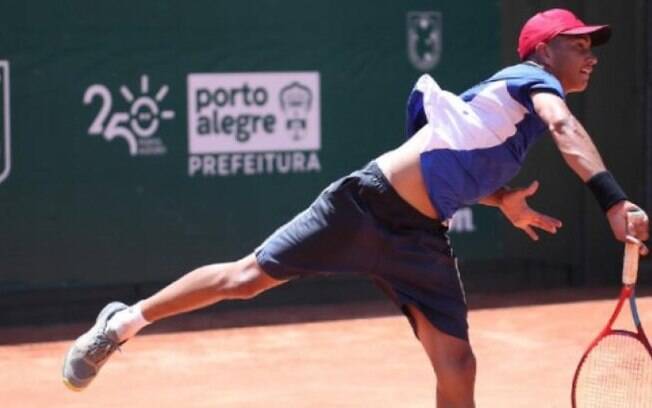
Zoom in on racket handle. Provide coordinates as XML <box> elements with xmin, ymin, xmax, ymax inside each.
<box><xmin>623</xmin><ymin>209</ymin><xmax>645</xmax><ymax>285</ymax></box>
<box><xmin>623</xmin><ymin>242</ymin><xmax>640</xmax><ymax>285</ymax></box>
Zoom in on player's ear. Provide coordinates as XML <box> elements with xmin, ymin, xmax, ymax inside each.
<box><xmin>534</xmin><ymin>42</ymin><xmax>551</xmax><ymax>62</ymax></box>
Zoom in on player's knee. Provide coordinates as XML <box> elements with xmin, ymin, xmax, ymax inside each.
<box><xmin>227</xmin><ymin>273</ymin><xmax>266</xmax><ymax>299</ymax></box>
<box><xmin>460</xmin><ymin>350</ymin><xmax>477</xmax><ymax>377</ymax></box>
<box><xmin>441</xmin><ymin>348</ymin><xmax>476</xmax><ymax>380</ymax></box>
<box><xmin>217</xmin><ymin>256</ymin><xmax>276</xmax><ymax>300</ymax></box>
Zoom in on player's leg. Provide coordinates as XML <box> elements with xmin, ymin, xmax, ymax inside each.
<box><xmin>406</xmin><ymin>304</ymin><xmax>476</xmax><ymax>408</ymax></box>
<box><xmin>353</xmin><ymin>159</ymin><xmax>474</xmax><ymax>405</ymax></box>
<box><xmin>62</xmin><ymin>163</ymin><xmax>377</xmax><ymax>391</ymax></box>
<box><xmin>139</xmin><ymin>253</ymin><xmax>284</xmax><ymax>323</ymax></box>
<box><xmin>62</xmin><ymin>253</ymin><xmax>284</xmax><ymax>391</ymax></box>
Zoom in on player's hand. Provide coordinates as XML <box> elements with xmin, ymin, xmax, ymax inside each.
<box><xmin>498</xmin><ymin>180</ymin><xmax>563</xmax><ymax>241</ymax></box>
<box><xmin>607</xmin><ymin>201</ymin><xmax>649</xmax><ymax>255</ymax></box>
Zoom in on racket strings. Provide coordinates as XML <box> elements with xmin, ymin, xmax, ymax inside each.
<box><xmin>575</xmin><ymin>333</ymin><xmax>652</xmax><ymax>407</ymax></box>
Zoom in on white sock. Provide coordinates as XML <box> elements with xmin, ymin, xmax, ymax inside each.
<box><xmin>106</xmin><ymin>301</ymin><xmax>151</xmax><ymax>342</ymax></box>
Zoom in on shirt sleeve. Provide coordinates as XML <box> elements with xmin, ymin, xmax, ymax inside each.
<box><xmin>506</xmin><ymin>70</ymin><xmax>565</xmax><ymax>114</ymax></box>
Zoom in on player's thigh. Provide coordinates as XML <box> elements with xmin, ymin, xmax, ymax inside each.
<box><xmin>406</xmin><ymin>304</ymin><xmax>475</xmax><ymax>374</ymax></box>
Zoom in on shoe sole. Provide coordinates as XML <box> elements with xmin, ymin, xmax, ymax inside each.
<box><xmin>62</xmin><ymin>376</ymin><xmax>83</xmax><ymax>392</ymax></box>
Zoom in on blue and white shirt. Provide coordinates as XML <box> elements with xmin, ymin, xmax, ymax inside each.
<box><xmin>405</xmin><ymin>62</ymin><xmax>565</xmax><ymax>220</ymax></box>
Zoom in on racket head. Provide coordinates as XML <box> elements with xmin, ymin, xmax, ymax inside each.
<box><xmin>571</xmin><ymin>329</ymin><xmax>652</xmax><ymax>407</ymax></box>
<box><xmin>572</xmin><ymin>237</ymin><xmax>650</xmax><ymax>407</ymax></box>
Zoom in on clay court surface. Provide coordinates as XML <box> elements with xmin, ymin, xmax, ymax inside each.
<box><xmin>1</xmin><ymin>289</ymin><xmax>651</xmax><ymax>407</ymax></box>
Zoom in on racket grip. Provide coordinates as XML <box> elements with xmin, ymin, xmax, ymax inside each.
<box><xmin>623</xmin><ymin>242</ymin><xmax>640</xmax><ymax>285</ymax></box>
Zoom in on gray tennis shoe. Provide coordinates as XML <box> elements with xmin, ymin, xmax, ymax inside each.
<box><xmin>62</xmin><ymin>301</ymin><xmax>128</xmax><ymax>391</ymax></box>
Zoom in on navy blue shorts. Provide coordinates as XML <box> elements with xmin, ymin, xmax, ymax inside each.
<box><xmin>255</xmin><ymin>161</ymin><xmax>468</xmax><ymax>340</ymax></box>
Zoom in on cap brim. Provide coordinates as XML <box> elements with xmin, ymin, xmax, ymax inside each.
<box><xmin>561</xmin><ymin>25</ymin><xmax>611</xmax><ymax>47</ymax></box>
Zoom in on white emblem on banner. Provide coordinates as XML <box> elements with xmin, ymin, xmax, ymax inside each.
<box><xmin>0</xmin><ymin>60</ymin><xmax>10</xmax><ymax>184</ymax></box>
<box><xmin>83</xmin><ymin>75</ymin><xmax>175</xmax><ymax>156</ymax></box>
<box><xmin>407</xmin><ymin>11</ymin><xmax>443</xmax><ymax>72</ymax></box>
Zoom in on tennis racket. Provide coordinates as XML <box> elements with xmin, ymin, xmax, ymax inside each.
<box><xmin>571</xmin><ymin>221</ymin><xmax>652</xmax><ymax>407</ymax></box>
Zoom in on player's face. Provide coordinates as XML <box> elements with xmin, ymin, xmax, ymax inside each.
<box><xmin>544</xmin><ymin>35</ymin><xmax>598</xmax><ymax>94</ymax></box>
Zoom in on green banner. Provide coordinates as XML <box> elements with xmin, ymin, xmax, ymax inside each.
<box><xmin>0</xmin><ymin>1</ymin><xmax>499</xmax><ymax>288</ymax></box>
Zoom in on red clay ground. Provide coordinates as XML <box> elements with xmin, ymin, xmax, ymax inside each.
<box><xmin>1</xmin><ymin>290</ymin><xmax>650</xmax><ymax>407</ymax></box>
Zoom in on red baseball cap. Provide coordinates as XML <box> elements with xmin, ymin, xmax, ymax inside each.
<box><xmin>517</xmin><ymin>8</ymin><xmax>611</xmax><ymax>60</ymax></box>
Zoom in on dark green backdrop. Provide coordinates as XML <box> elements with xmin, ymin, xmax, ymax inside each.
<box><xmin>0</xmin><ymin>1</ymin><xmax>500</xmax><ymax>291</ymax></box>
<box><xmin>498</xmin><ymin>0</ymin><xmax>651</xmax><ymax>288</ymax></box>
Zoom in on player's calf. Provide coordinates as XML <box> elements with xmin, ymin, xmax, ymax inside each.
<box><xmin>433</xmin><ymin>349</ymin><xmax>476</xmax><ymax>407</ymax></box>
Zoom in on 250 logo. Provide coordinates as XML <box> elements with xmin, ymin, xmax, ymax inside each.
<box><xmin>83</xmin><ymin>75</ymin><xmax>175</xmax><ymax>156</ymax></box>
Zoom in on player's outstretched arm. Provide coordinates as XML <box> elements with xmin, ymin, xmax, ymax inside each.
<box><xmin>531</xmin><ymin>91</ymin><xmax>606</xmax><ymax>181</ymax></box>
<box><xmin>532</xmin><ymin>91</ymin><xmax>649</xmax><ymax>254</ymax></box>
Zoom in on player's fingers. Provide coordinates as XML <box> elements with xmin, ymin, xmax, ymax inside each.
<box><xmin>530</xmin><ymin>219</ymin><xmax>556</xmax><ymax>234</ymax></box>
<box><xmin>628</xmin><ymin>222</ymin><xmax>649</xmax><ymax>242</ymax></box>
<box><xmin>535</xmin><ymin>223</ymin><xmax>558</xmax><ymax>234</ymax></box>
<box><xmin>537</xmin><ymin>213</ymin><xmax>563</xmax><ymax>229</ymax></box>
<box><xmin>626</xmin><ymin>235</ymin><xmax>642</xmax><ymax>245</ymax></box>
<box><xmin>625</xmin><ymin>234</ymin><xmax>649</xmax><ymax>255</ymax></box>
<box><xmin>626</xmin><ymin>208</ymin><xmax>647</xmax><ymax>221</ymax></box>
<box><xmin>627</xmin><ymin>210</ymin><xmax>649</xmax><ymax>234</ymax></box>
<box><xmin>635</xmin><ymin>218</ymin><xmax>649</xmax><ymax>241</ymax></box>
<box><xmin>523</xmin><ymin>226</ymin><xmax>539</xmax><ymax>241</ymax></box>
<box><xmin>528</xmin><ymin>212</ymin><xmax>562</xmax><ymax>233</ymax></box>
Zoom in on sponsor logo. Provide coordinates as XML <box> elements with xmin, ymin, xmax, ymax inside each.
<box><xmin>449</xmin><ymin>207</ymin><xmax>476</xmax><ymax>233</ymax></box>
<box><xmin>280</xmin><ymin>81</ymin><xmax>313</xmax><ymax>141</ymax></box>
<box><xmin>407</xmin><ymin>11</ymin><xmax>442</xmax><ymax>72</ymax></box>
<box><xmin>0</xmin><ymin>60</ymin><xmax>9</xmax><ymax>184</ymax></box>
<box><xmin>187</xmin><ymin>72</ymin><xmax>321</xmax><ymax>176</ymax></box>
<box><xmin>83</xmin><ymin>75</ymin><xmax>175</xmax><ymax>156</ymax></box>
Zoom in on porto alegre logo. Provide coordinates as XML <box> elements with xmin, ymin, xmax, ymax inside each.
<box><xmin>187</xmin><ymin>72</ymin><xmax>321</xmax><ymax>177</ymax></box>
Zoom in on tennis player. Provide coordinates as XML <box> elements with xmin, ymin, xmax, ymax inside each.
<box><xmin>63</xmin><ymin>8</ymin><xmax>649</xmax><ymax>407</ymax></box>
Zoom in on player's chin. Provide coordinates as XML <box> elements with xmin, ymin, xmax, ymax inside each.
<box><xmin>568</xmin><ymin>80</ymin><xmax>590</xmax><ymax>94</ymax></box>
